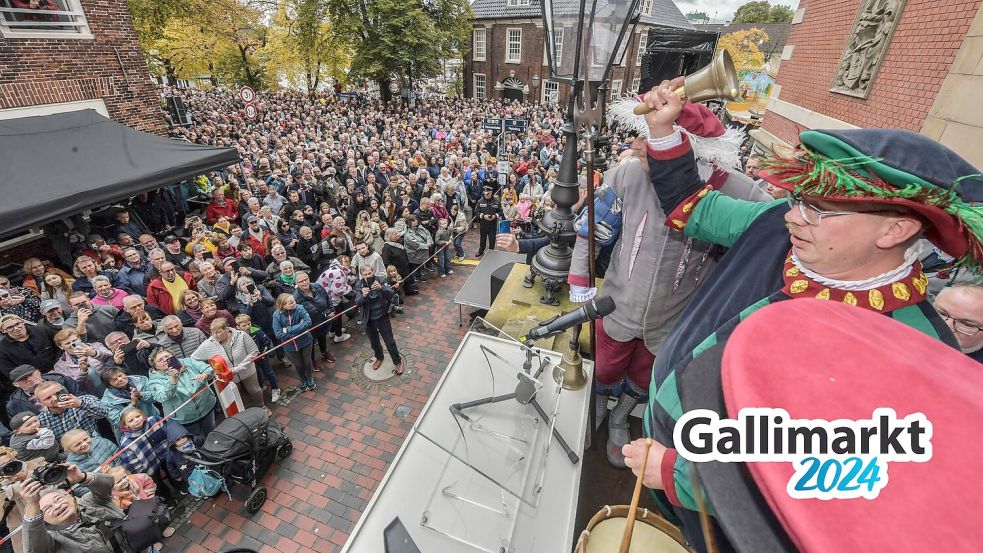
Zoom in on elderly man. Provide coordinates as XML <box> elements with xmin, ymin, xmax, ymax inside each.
<box><xmin>146</xmin><ymin>261</ymin><xmax>197</xmax><ymax>316</ymax></box>
<box><xmin>206</xmin><ymin>188</ymin><xmax>238</xmax><ymax>224</ymax></box>
<box><xmin>194</xmin><ymin>261</ymin><xmax>230</xmax><ymax>304</ymax></box>
<box><xmin>105</xmin><ymin>331</ymin><xmax>152</xmax><ymax>377</ymax></box>
<box><xmin>16</xmin><ymin>465</ymin><xmax>122</xmax><ymax>553</ymax></box>
<box><xmin>34</xmin><ymin>380</ymin><xmax>107</xmax><ymax>440</ymax></box>
<box><xmin>5</xmin><ymin>364</ymin><xmax>81</xmax><ymax>420</ymax></box>
<box><xmin>88</xmin><ymin>275</ymin><xmax>127</xmax><ymax>310</ymax></box>
<box><xmin>64</xmin><ymin>292</ymin><xmax>117</xmax><ymax>344</ymax></box>
<box><xmin>0</xmin><ymin>315</ymin><xmax>57</xmax><ymax>387</ymax></box>
<box><xmin>933</xmin><ymin>283</ymin><xmax>983</xmax><ymax>362</ymax></box>
<box><xmin>112</xmin><ymin>294</ymin><xmax>165</xmax><ymax>338</ymax></box>
<box><xmin>37</xmin><ymin>301</ymin><xmax>68</xmax><ymax>335</ymax></box>
<box><xmin>265</xmin><ymin>244</ymin><xmax>310</xmax><ymax>280</ymax></box>
<box><xmin>620</xmin><ymin>81</ymin><xmax>980</xmax><ymax>553</ymax></box>
<box><xmin>138</xmin><ymin>233</ymin><xmax>160</xmax><ymax>258</ymax></box>
<box><xmin>158</xmin><ymin>315</ymin><xmax>207</xmax><ymax>359</ymax></box>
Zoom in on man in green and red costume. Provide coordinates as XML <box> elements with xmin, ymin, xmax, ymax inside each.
<box><xmin>620</xmin><ymin>79</ymin><xmax>983</xmax><ymax>553</ymax></box>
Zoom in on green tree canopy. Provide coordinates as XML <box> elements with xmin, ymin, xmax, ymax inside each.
<box><xmin>262</xmin><ymin>0</ymin><xmax>352</xmax><ymax>94</ymax></box>
<box><xmin>732</xmin><ymin>1</ymin><xmax>794</xmax><ymax>23</ymax></box>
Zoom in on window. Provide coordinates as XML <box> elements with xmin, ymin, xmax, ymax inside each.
<box><xmin>544</xmin><ymin>28</ymin><xmax>563</xmax><ymax>66</ymax></box>
<box><xmin>506</xmin><ymin>28</ymin><xmax>522</xmax><ymax>63</ymax></box>
<box><xmin>473</xmin><ymin>28</ymin><xmax>486</xmax><ymax>62</ymax></box>
<box><xmin>610</xmin><ymin>79</ymin><xmax>622</xmax><ymax>98</ymax></box>
<box><xmin>542</xmin><ymin>80</ymin><xmax>559</xmax><ymax>104</ymax></box>
<box><xmin>640</xmin><ymin>0</ymin><xmax>653</xmax><ymax>15</ymax></box>
<box><xmin>636</xmin><ymin>34</ymin><xmax>647</xmax><ymax>66</ymax></box>
<box><xmin>474</xmin><ymin>73</ymin><xmax>486</xmax><ymax>99</ymax></box>
<box><xmin>507</xmin><ymin>0</ymin><xmax>530</xmax><ymax>5</ymax></box>
<box><xmin>630</xmin><ymin>77</ymin><xmax>641</xmax><ymax>95</ymax></box>
<box><xmin>0</xmin><ymin>0</ymin><xmax>92</xmax><ymax>39</ymax></box>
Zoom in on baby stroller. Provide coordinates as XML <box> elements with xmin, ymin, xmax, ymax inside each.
<box><xmin>187</xmin><ymin>407</ymin><xmax>293</xmax><ymax>514</ymax></box>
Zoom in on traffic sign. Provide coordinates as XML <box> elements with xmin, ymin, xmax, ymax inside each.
<box><xmin>239</xmin><ymin>86</ymin><xmax>256</xmax><ymax>104</ymax></box>
<box><xmin>497</xmin><ymin>160</ymin><xmax>510</xmax><ymax>174</ymax></box>
<box><xmin>244</xmin><ymin>104</ymin><xmax>258</xmax><ymax>120</ymax></box>
<box><xmin>503</xmin><ymin>118</ymin><xmax>527</xmax><ymax>132</ymax></box>
<box><xmin>389</xmin><ymin>80</ymin><xmax>399</xmax><ymax>93</ymax></box>
<box><xmin>483</xmin><ymin>117</ymin><xmax>503</xmax><ymax>132</ymax></box>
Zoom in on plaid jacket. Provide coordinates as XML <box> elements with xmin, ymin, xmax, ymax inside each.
<box><xmin>38</xmin><ymin>395</ymin><xmax>108</xmax><ymax>441</ymax></box>
<box><xmin>119</xmin><ymin>416</ymin><xmax>171</xmax><ymax>475</ymax></box>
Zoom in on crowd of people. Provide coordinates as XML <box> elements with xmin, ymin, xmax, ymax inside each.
<box><xmin>0</xmin><ymin>87</ymin><xmax>623</xmax><ymax>552</ymax></box>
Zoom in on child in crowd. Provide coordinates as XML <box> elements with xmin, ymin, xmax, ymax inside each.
<box><xmin>434</xmin><ymin>218</ymin><xmax>453</xmax><ymax>278</ymax></box>
<box><xmin>105</xmin><ymin>466</ymin><xmax>158</xmax><ymax>510</ymax></box>
<box><xmin>235</xmin><ymin>313</ymin><xmax>281</xmax><ymax>403</ymax></box>
<box><xmin>118</xmin><ymin>407</ymin><xmax>174</xmax><ymax>477</ymax></box>
<box><xmin>9</xmin><ymin>412</ymin><xmax>60</xmax><ymax>463</ymax></box>
<box><xmin>164</xmin><ymin>423</ymin><xmax>202</xmax><ymax>491</ymax></box>
<box><xmin>62</xmin><ymin>428</ymin><xmax>118</xmax><ymax>473</ymax></box>
<box><xmin>385</xmin><ymin>265</ymin><xmax>404</xmax><ymax>314</ymax></box>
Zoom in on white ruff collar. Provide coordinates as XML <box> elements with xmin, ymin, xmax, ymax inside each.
<box><xmin>791</xmin><ymin>244</ymin><xmax>920</xmax><ymax>291</ymax></box>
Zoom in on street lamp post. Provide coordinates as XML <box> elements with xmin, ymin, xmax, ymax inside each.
<box><xmin>529</xmin><ymin>0</ymin><xmax>640</xmax><ymax>305</ymax></box>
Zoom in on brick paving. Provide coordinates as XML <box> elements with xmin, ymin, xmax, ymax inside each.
<box><xmin>165</xmin><ymin>236</ymin><xmax>482</xmax><ymax>553</ymax></box>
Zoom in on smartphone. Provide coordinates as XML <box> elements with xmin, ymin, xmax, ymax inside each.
<box><xmin>121</xmin><ymin>341</ymin><xmax>138</xmax><ymax>355</ymax></box>
<box><xmin>231</xmin><ymin>260</ymin><xmax>241</xmax><ymax>272</ymax></box>
<box><xmin>71</xmin><ymin>339</ymin><xmax>85</xmax><ymax>351</ymax></box>
<box><xmin>246</xmin><ymin>283</ymin><xmax>257</xmax><ymax>294</ymax></box>
<box><xmin>363</xmin><ymin>276</ymin><xmax>377</xmax><ymax>288</ymax></box>
<box><xmin>497</xmin><ymin>220</ymin><xmax>511</xmax><ymax>234</ymax></box>
<box><xmin>166</xmin><ymin>356</ymin><xmax>182</xmax><ymax>370</ymax></box>
<box><xmin>58</xmin><ymin>393</ymin><xmax>71</xmax><ymax>403</ymax></box>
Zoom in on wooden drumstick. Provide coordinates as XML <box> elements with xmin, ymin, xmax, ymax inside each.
<box><xmin>618</xmin><ymin>438</ymin><xmax>652</xmax><ymax>553</ymax></box>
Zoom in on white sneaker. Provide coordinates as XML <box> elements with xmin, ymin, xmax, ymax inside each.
<box><xmin>333</xmin><ymin>332</ymin><xmax>352</xmax><ymax>343</ymax></box>
<box><xmin>271</xmin><ymin>389</ymin><xmax>281</xmax><ymax>403</ymax></box>
<box><xmin>447</xmin><ymin>270</ymin><xmax>454</xmax><ymax>275</ymax></box>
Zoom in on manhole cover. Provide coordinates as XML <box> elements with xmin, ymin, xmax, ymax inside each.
<box><xmin>349</xmin><ymin>350</ymin><xmax>413</xmax><ymax>391</ymax></box>
<box><xmin>395</xmin><ymin>405</ymin><xmax>412</xmax><ymax>419</ymax></box>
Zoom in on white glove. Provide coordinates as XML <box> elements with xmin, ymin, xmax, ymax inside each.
<box><xmin>569</xmin><ymin>285</ymin><xmax>597</xmax><ymax>304</ymax></box>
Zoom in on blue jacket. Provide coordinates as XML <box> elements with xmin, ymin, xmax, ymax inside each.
<box><xmin>116</xmin><ymin>262</ymin><xmax>150</xmax><ymax>296</ymax></box>
<box><xmin>293</xmin><ymin>283</ymin><xmax>332</xmax><ymax>326</ymax></box>
<box><xmin>164</xmin><ymin>421</ymin><xmax>201</xmax><ymax>483</ymax></box>
<box><xmin>272</xmin><ymin>304</ymin><xmax>314</xmax><ymax>351</ymax></box>
<box><xmin>100</xmin><ymin>375</ymin><xmax>161</xmax><ymax>440</ymax></box>
<box><xmin>67</xmin><ymin>435</ymin><xmax>119</xmax><ymax>473</ymax></box>
<box><xmin>145</xmin><ymin>358</ymin><xmax>217</xmax><ymax>426</ymax></box>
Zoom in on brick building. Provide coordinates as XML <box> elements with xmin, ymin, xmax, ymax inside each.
<box><xmin>754</xmin><ymin>0</ymin><xmax>983</xmax><ymax>169</ymax></box>
<box><xmin>0</xmin><ymin>0</ymin><xmax>164</xmax><ymax>134</ymax></box>
<box><xmin>464</xmin><ymin>0</ymin><xmax>694</xmax><ymax>106</ymax></box>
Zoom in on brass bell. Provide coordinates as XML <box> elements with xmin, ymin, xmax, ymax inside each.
<box><xmin>554</xmin><ymin>346</ymin><xmax>588</xmax><ymax>391</ymax></box>
<box><xmin>633</xmin><ymin>49</ymin><xmax>740</xmax><ymax>115</ymax></box>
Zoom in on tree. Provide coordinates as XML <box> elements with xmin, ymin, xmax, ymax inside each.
<box><xmin>731</xmin><ymin>1</ymin><xmax>772</xmax><ymax>23</ymax></box>
<box><xmin>263</xmin><ymin>0</ymin><xmax>352</xmax><ymax>95</ymax></box>
<box><xmin>327</xmin><ymin>0</ymin><xmax>472</xmax><ymax>101</ymax></box>
<box><xmin>717</xmin><ymin>28</ymin><xmax>770</xmax><ymax>73</ymax></box>
<box><xmin>769</xmin><ymin>4</ymin><xmax>794</xmax><ymax>22</ymax></box>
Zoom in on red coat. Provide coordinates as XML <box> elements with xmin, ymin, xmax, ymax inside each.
<box><xmin>245</xmin><ymin>231</ymin><xmax>271</xmax><ymax>257</ymax></box>
<box><xmin>205</xmin><ymin>201</ymin><xmax>238</xmax><ymax>224</ymax></box>
<box><xmin>146</xmin><ymin>272</ymin><xmax>197</xmax><ymax>315</ymax></box>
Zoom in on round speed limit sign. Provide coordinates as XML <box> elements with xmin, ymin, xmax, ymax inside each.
<box><xmin>239</xmin><ymin>86</ymin><xmax>256</xmax><ymax>104</ymax></box>
<box><xmin>245</xmin><ymin>104</ymin><xmax>258</xmax><ymax>120</ymax></box>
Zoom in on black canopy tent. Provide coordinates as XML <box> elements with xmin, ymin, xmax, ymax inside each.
<box><xmin>0</xmin><ymin>109</ymin><xmax>240</xmax><ymax>239</ymax></box>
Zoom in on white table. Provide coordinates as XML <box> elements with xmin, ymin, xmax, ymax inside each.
<box><xmin>342</xmin><ymin>331</ymin><xmax>593</xmax><ymax>553</ymax></box>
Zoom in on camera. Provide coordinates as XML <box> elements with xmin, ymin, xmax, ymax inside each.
<box><xmin>0</xmin><ymin>460</ymin><xmax>22</xmax><ymax>478</ymax></box>
<box><xmin>33</xmin><ymin>463</ymin><xmax>69</xmax><ymax>486</ymax></box>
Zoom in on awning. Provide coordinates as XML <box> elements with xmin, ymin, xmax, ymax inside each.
<box><xmin>0</xmin><ymin>109</ymin><xmax>240</xmax><ymax>238</ymax></box>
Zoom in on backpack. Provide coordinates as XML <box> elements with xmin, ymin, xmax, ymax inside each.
<box><xmin>188</xmin><ymin>467</ymin><xmax>230</xmax><ymax>499</ymax></box>
<box><xmin>118</xmin><ymin>497</ymin><xmax>171</xmax><ymax>551</ymax></box>
<box><xmin>574</xmin><ymin>185</ymin><xmax>623</xmax><ymax>247</ymax></box>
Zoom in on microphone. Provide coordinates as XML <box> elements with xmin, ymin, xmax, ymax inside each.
<box><xmin>521</xmin><ymin>296</ymin><xmax>615</xmax><ymax>342</ymax></box>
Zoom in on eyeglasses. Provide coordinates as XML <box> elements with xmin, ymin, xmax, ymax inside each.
<box><xmin>1</xmin><ymin>322</ymin><xmax>24</xmax><ymax>332</ymax></box>
<box><xmin>786</xmin><ymin>194</ymin><xmax>898</xmax><ymax>226</ymax></box>
<box><xmin>936</xmin><ymin>308</ymin><xmax>983</xmax><ymax>336</ymax></box>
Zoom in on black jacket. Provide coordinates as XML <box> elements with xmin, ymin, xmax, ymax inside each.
<box><xmin>381</xmin><ymin>243</ymin><xmax>410</xmax><ymax>277</ymax></box>
<box><xmin>6</xmin><ymin>373</ymin><xmax>81</xmax><ymax>419</ymax></box>
<box><xmin>0</xmin><ymin>326</ymin><xmax>57</xmax><ymax>391</ymax></box>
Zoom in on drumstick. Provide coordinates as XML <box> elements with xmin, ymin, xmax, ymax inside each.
<box><xmin>618</xmin><ymin>438</ymin><xmax>652</xmax><ymax>553</ymax></box>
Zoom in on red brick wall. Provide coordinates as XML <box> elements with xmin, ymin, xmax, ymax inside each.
<box><xmin>0</xmin><ymin>0</ymin><xmax>165</xmax><ymax>134</ymax></box>
<box><xmin>763</xmin><ymin>0</ymin><xmax>980</xmax><ymax>146</ymax></box>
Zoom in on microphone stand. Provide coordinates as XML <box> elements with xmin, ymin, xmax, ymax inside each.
<box><xmin>450</xmin><ymin>343</ymin><xmax>580</xmax><ymax>465</ymax></box>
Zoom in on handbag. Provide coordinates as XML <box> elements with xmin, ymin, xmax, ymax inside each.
<box><xmin>188</xmin><ymin>467</ymin><xmax>229</xmax><ymax>499</ymax></box>
<box><xmin>117</xmin><ymin>497</ymin><xmax>172</xmax><ymax>551</ymax></box>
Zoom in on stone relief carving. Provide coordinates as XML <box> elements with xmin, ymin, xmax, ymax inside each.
<box><xmin>831</xmin><ymin>0</ymin><xmax>907</xmax><ymax>98</ymax></box>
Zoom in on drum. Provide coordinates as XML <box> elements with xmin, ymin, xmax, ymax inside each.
<box><xmin>575</xmin><ymin>505</ymin><xmax>692</xmax><ymax>553</ymax></box>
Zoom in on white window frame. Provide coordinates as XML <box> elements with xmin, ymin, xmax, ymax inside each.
<box><xmin>610</xmin><ymin>79</ymin><xmax>622</xmax><ymax>98</ymax></box>
<box><xmin>640</xmin><ymin>0</ymin><xmax>653</xmax><ymax>15</ymax></box>
<box><xmin>473</xmin><ymin>73</ymin><xmax>486</xmax><ymax>100</ymax></box>
<box><xmin>630</xmin><ymin>77</ymin><xmax>641</xmax><ymax>95</ymax></box>
<box><xmin>544</xmin><ymin>28</ymin><xmax>563</xmax><ymax>66</ymax></box>
<box><xmin>473</xmin><ymin>28</ymin><xmax>486</xmax><ymax>62</ymax></box>
<box><xmin>507</xmin><ymin>0</ymin><xmax>530</xmax><ymax>5</ymax></box>
<box><xmin>506</xmin><ymin>28</ymin><xmax>522</xmax><ymax>63</ymax></box>
<box><xmin>542</xmin><ymin>80</ymin><xmax>559</xmax><ymax>104</ymax></box>
<box><xmin>636</xmin><ymin>33</ymin><xmax>647</xmax><ymax>66</ymax></box>
<box><xmin>0</xmin><ymin>0</ymin><xmax>93</xmax><ymax>40</ymax></box>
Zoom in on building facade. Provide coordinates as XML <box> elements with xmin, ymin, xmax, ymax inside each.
<box><xmin>0</xmin><ymin>0</ymin><xmax>164</xmax><ymax>134</ymax></box>
<box><xmin>464</xmin><ymin>0</ymin><xmax>694</xmax><ymax>106</ymax></box>
<box><xmin>755</xmin><ymin>0</ymin><xmax>983</xmax><ymax>169</ymax></box>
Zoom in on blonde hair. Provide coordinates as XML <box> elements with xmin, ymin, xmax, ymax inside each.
<box><xmin>274</xmin><ymin>293</ymin><xmax>295</xmax><ymax>311</ymax></box>
<box><xmin>53</xmin><ymin>328</ymin><xmax>80</xmax><ymax>347</ymax></box>
<box><xmin>102</xmin><ymin>466</ymin><xmax>131</xmax><ymax>481</ymax></box>
<box><xmin>59</xmin><ymin>428</ymin><xmax>90</xmax><ymax>451</ymax></box>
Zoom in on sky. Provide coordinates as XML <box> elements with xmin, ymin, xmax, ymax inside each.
<box><xmin>673</xmin><ymin>0</ymin><xmax>800</xmax><ymax>23</ymax></box>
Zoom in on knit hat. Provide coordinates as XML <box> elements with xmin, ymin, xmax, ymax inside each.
<box><xmin>758</xmin><ymin>129</ymin><xmax>983</xmax><ymax>269</ymax></box>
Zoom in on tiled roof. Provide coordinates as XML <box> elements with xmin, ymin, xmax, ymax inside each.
<box><xmin>471</xmin><ymin>0</ymin><xmax>694</xmax><ymax>29</ymax></box>
<box><xmin>694</xmin><ymin>22</ymin><xmax>791</xmax><ymax>53</ymax></box>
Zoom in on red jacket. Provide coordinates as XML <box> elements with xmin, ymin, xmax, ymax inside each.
<box><xmin>245</xmin><ymin>231</ymin><xmax>271</xmax><ymax>257</ymax></box>
<box><xmin>146</xmin><ymin>272</ymin><xmax>197</xmax><ymax>315</ymax></box>
<box><xmin>205</xmin><ymin>201</ymin><xmax>238</xmax><ymax>224</ymax></box>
